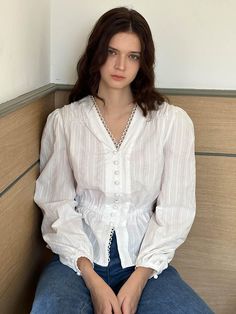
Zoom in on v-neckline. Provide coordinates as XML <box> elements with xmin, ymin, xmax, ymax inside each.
<box><xmin>80</xmin><ymin>96</ymin><xmax>147</xmax><ymax>152</ymax></box>
<box><xmin>91</xmin><ymin>96</ymin><xmax>137</xmax><ymax>151</ymax></box>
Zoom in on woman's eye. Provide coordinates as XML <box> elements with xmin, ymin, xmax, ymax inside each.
<box><xmin>129</xmin><ymin>54</ymin><xmax>140</xmax><ymax>61</ymax></box>
<box><xmin>108</xmin><ymin>48</ymin><xmax>116</xmax><ymax>56</ymax></box>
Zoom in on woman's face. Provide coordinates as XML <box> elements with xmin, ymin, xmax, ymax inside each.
<box><xmin>99</xmin><ymin>32</ymin><xmax>141</xmax><ymax>91</ymax></box>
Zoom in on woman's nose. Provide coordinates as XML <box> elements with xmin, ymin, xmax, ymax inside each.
<box><xmin>115</xmin><ymin>55</ymin><xmax>126</xmax><ymax>71</ymax></box>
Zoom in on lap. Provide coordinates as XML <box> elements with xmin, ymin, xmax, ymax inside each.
<box><xmin>137</xmin><ymin>266</ymin><xmax>214</xmax><ymax>314</ymax></box>
<box><xmin>31</xmin><ymin>253</ymin><xmax>214</xmax><ymax>314</ymax></box>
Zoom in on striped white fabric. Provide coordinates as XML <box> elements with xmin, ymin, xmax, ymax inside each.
<box><xmin>34</xmin><ymin>95</ymin><xmax>196</xmax><ymax>279</ymax></box>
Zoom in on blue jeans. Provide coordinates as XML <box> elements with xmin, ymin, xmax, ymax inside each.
<box><xmin>31</xmin><ymin>232</ymin><xmax>214</xmax><ymax>313</ymax></box>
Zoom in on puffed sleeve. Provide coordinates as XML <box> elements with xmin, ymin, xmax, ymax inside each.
<box><xmin>135</xmin><ymin>107</ymin><xmax>196</xmax><ymax>279</ymax></box>
<box><xmin>34</xmin><ymin>109</ymin><xmax>94</xmax><ymax>274</ymax></box>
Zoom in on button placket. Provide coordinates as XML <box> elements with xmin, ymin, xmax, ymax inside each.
<box><xmin>113</xmin><ymin>158</ymin><xmax>120</xmax><ymax>185</ymax></box>
<box><xmin>114</xmin><ymin>192</ymin><xmax>120</xmax><ymax>205</ymax></box>
<box><xmin>112</xmin><ymin>155</ymin><xmax>121</xmax><ymax>220</ymax></box>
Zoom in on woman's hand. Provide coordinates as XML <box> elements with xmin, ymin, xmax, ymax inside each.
<box><xmin>88</xmin><ymin>273</ymin><xmax>122</xmax><ymax>314</ymax></box>
<box><xmin>117</xmin><ymin>267</ymin><xmax>153</xmax><ymax>314</ymax></box>
<box><xmin>77</xmin><ymin>257</ymin><xmax>122</xmax><ymax>314</ymax></box>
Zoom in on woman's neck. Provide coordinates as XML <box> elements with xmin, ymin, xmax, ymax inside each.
<box><xmin>96</xmin><ymin>86</ymin><xmax>134</xmax><ymax>116</ymax></box>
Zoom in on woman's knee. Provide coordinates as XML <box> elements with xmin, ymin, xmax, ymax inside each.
<box><xmin>31</xmin><ymin>295</ymin><xmax>93</xmax><ymax>314</ymax></box>
<box><xmin>31</xmin><ymin>256</ymin><xmax>93</xmax><ymax>313</ymax></box>
<box><xmin>137</xmin><ymin>266</ymin><xmax>214</xmax><ymax>313</ymax></box>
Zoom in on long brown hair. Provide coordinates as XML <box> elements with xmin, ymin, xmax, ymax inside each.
<box><xmin>69</xmin><ymin>7</ymin><xmax>166</xmax><ymax>116</ymax></box>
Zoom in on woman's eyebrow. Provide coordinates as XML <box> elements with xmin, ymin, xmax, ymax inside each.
<box><xmin>108</xmin><ymin>46</ymin><xmax>141</xmax><ymax>54</ymax></box>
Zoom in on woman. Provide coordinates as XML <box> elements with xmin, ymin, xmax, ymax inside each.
<box><xmin>31</xmin><ymin>7</ymin><xmax>213</xmax><ymax>314</ymax></box>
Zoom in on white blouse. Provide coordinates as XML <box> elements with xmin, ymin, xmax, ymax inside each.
<box><xmin>34</xmin><ymin>95</ymin><xmax>196</xmax><ymax>279</ymax></box>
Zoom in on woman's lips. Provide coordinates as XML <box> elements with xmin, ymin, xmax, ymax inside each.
<box><xmin>111</xmin><ymin>75</ymin><xmax>125</xmax><ymax>80</ymax></box>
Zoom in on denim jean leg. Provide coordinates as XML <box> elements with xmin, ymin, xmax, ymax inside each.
<box><xmin>136</xmin><ymin>265</ymin><xmax>214</xmax><ymax>314</ymax></box>
<box><xmin>30</xmin><ymin>254</ymin><xmax>93</xmax><ymax>314</ymax></box>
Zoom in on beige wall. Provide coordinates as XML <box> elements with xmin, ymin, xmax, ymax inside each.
<box><xmin>1</xmin><ymin>1</ymin><xmax>235</xmax><ymax>104</ymax></box>
<box><xmin>51</xmin><ymin>0</ymin><xmax>236</xmax><ymax>89</ymax></box>
<box><xmin>0</xmin><ymin>0</ymin><xmax>50</xmax><ymax>104</ymax></box>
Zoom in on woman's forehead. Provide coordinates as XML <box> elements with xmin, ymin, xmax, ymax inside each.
<box><xmin>109</xmin><ymin>32</ymin><xmax>141</xmax><ymax>52</ymax></box>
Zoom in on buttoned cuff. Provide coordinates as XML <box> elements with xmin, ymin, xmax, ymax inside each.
<box><xmin>59</xmin><ymin>252</ymin><xmax>94</xmax><ymax>276</ymax></box>
<box><xmin>135</xmin><ymin>263</ymin><xmax>159</xmax><ymax>279</ymax></box>
<box><xmin>135</xmin><ymin>260</ymin><xmax>169</xmax><ymax>280</ymax></box>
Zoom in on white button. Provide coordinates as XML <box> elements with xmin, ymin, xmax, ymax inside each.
<box><xmin>113</xmin><ymin>160</ymin><xmax>119</xmax><ymax>165</ymax></box>
<box><xmin>114</xmin><ymin>199</ymin><xmax>119</xmax><ymax>203</ymax></box>
<box><xmin>114</xmin><ymin>181</ymin><xmax>120</xmax><ymax>185</ymax></box>
<box><xmin>114</xmin><ymin>170</ymin><xmax>120</xmax><ymax>175</ymax></box>
<box><xmin>113</xmin><ymin>151</ymin><xmax>117</xmax><ymax>154</ymax></box>
<box><xmin>113</xmin><ymin>204</ymin><xmax>118</xmax><ymax>209</ymax></box>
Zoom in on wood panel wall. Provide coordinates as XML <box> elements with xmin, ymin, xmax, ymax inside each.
<box><xmin>1</xmin><ymin>89</ymin><xmax>235</xmax><ymax>314</ymax></box>
<box><xmin>168</xmin><ymin>95</ymin><xmax>236</xmax><ymax>314</ymax></box>
<box><xmin>0</xmin><ymin>95</ymin><xmax>54</xmax><ymax>314</ymax></box>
